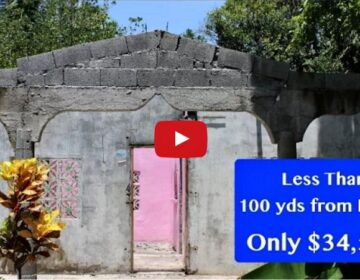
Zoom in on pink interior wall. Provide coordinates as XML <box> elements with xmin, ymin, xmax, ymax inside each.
<box><xmin>133</xmin><ymin>148</ymin><xmax>179</xmax><ymax>246</ymax></box>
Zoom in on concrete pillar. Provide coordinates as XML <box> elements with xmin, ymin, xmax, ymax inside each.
<box><xmin>15</xmin><ymin>129</ymin><xmax>34</xmax><ymax>158</ymax></box>
<box><xmin>277</xmin><ymin>131</ymin><xmax>297</xmax><ymax>158</ymax></box>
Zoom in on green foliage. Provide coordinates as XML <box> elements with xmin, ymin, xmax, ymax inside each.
<box><xmin>241</xmin><ymin>263</ymin><xmax>342</xmax><ymax>279</ymax></box>
<box><xmin>206</xmin><ymin>0</ymin><xmax>300</xmax><ymax>62</ymax></box>
<box><xmin>0</xmin><ymin>0</ymin><xmax>119</xmax><ymax>68</ymax></box>
<box><xmin>0</xmin><ymin>159</ymin><xmax>65</xmax><ymax>272</ymax></box>
<box><xmin>182</xmin><ymin>28</ymin><xmax>206</xmax><ymax>42</ymax></box>
<box><xmin>206</xmin><ymin>0</ymin><xmax>360</xmax><ymax>73</ymax></box>
<box><xmin>120</xmin><ymin>16</ymin><xmax>148</xmax><ymax>35</ymax></box>
<box><xmin>288</xmin><ymin>0</ymin><xmax>360</xmax><ymax>72</ymax></box>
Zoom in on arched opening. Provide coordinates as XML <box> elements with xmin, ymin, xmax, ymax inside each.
<box><xmin>300</xmin><ymin>113</ymin><xmax>360</xmax><ymax>158</ymax></box>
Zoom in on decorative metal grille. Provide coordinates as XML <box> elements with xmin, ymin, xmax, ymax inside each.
<box><xmin>42</xmin><ymin>159</ymin><xmax>81</xmax><ymax>219</ymax></box>
<box><xmin>133</xmin><ymin>170</ymin><xmax>141</xmax><ymax>210</ymax></box>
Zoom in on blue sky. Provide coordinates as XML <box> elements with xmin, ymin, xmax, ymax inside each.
<box><xmin>109</xmin><ymin>0</ymin><xmax>225</xmax><ymax>35</ymax></box>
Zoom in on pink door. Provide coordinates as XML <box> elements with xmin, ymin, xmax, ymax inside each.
<box><xmin>133</xmin><ymin>148</ymin><xmax>180</xmax><ymax>248</ymax></box>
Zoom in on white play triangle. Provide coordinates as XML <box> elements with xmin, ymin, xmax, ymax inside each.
<box><xmin>175</xmin><ymin>131</ymin><xmax>189</xmax><ymax>147</ymax></box>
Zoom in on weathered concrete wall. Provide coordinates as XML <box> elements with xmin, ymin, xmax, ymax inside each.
<box><xmin>33</xmin><ymin>108</ymin><xmax>279</xmax><ymax>275</ymax></box>
<box><xmin>0</xmin><ymin>69</ymin><xmax>17</xmax><ymax>87</ymax></box>
<box><xmin>300</xmin><ymin>113</ymin><xmax>360</xmax><ymax>158</ymax></box>
<box><xmin>29</xmin><ymin>107</ymin><xmax>360</xmax><ymax>275</ymax></box>
<box><xmin>0</xmin><ymin>87</ymin><xmax>27</xmax><ymax>146</ymax></box>
<box><xmin>2</xmin><ymin>32</ymin><xmax>360</xmax><ymax>146</ymax></box>
<box><xmin>0</xmin><ymin>122</ymin><xmax>14</xmax><ymax>221</ymax></box>
<box><xmin>188</xmin><ymin>112</ymin><xmax>276</xmax><ymax>275</ymax></box>
<box><xmin>0</xmin><ymin>121</ymin><xmax>13</xmax><ymax>161</ymax></box>
<box><xmin>34</xmin><ymin>96</ymin><xmax>182</xmax><ymax>273</ymax></box>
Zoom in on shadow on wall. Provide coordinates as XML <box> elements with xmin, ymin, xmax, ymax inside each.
<box><xmin>301</xmin><ymin>113</ymin><xmax>360</xmax><ymax>158</ymax></box>
<box><xmin>256</xmin><ymin>119</ymin><xmax>263</xmax><ymax>158</ymax></box>
<box><xmin>0</xmin><ymin>121</ymin><xmax>14</xmax><ymax>223</ymax></box>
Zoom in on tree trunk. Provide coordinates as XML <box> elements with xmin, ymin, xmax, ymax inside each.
<box><xmin>16</xmin><ymin>267</ymin><xmax>21</xmax><ymax>279</ymax></box>
<box><xmin>17</xmin><ymin>262</ymin><xmax>37</xmax><ymax>279</ymax></box>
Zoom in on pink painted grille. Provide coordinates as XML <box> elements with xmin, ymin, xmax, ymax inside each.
<box><xmin>133</xmin><ymin>170</ymin><xmax>141</xmax><ymax>210</ymax></box>
<box><xmin>42</xmin><ymin>159</ymin><xmax>81</xmax><ymax>219</ymax></box>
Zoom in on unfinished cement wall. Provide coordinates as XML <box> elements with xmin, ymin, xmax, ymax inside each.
<box><xmin>1</xmin><ymin>31</ymin><xmax>360</xmax><ymax>146</ymax></box>
<box><xmin>35</xmin><ymin>109</ymin><xmax>277</xmax><ymax>275</ymax></box>
<box><xmin>0</xmin><ymin>122</ymin><xmax>13</xmax><ymax>220</ymax></box>
<box><xmin>300</xmin><ymin>113</ymin><xmax>360</xmax><ymax>158</ymax></box>
<box><xmin>0</xmin><ymin>121</ymin><xmax>12</xmax><ymax>162</ymax></box>
<box><xmin>34</xmin><ymin>96</ymin><xmax>182</xmax><ymax>273</ymax></box>
<box><xmin>187</xmin><ymin>112</ymin><xmax>276</xmax><ymax>275</ymax></box>
<box><xmin>0</xmin><ymin>31</ymin><xmax>360</xmax><ymax>276</ymax></box>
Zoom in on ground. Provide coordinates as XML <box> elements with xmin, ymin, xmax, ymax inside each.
<box><xmin>0</xmin><ymin>273</ymin><xmax>238</xmax><ymax>279</ymax></box>
<box><xmin>134</xmin><ymin>242</ymin><xmax>183</xmax><ymax>271</ymax></box>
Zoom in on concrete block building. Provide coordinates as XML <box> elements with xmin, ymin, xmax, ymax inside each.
<box><xmin>0</xmin><ymin>31</ymin><xmax>360</xmax><ymax>276</ymax></box>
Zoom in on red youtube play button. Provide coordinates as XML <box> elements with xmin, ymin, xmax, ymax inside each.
<box><xmin>155</xmin><ymin>121</ymin><xmax>207</xmax><ymax>158</ymax></box>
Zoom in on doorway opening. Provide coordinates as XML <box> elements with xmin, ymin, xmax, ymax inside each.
<box><xmin>131</xmin><ymin>147</ymin><xmax>187</xmax><ymax>272</ymax></box>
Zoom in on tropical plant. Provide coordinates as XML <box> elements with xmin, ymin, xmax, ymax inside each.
<box><xmin>206</xmin><ymin>0</ymin><xmax>298</xmax><ymax>62</ymax></box>
<box><xmin>206</xmin><ymin>0</ymin><xmax>360</xmax><ymax>73</ymax></box>
<box><xmin>0</xmin><ymin>0</ymin><xmax>119</xmax><ymax>68</ymax></box>
<box><xmin>0</xmin><ymin>158</ymin><xmax>65</xmax><ymax>278</ymax></box>
<box><xmin>287</xmin><ymin>0</ymin><xmax>360</xmax><ymax>73</ymax></box>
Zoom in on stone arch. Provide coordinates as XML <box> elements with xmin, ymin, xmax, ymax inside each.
<box><xmin>33</xmin><ymin>93</ymin><xmax>183</xmax><ymax>144</ymax></box>
<box><xmin>31</xmin><ymin>87</ymin><xmax>278</xmax><ymax>145</ymax></box>
<box><xmin>199</xmin><ymin>111</ymin><xmax>276</xmax><ymax>159</ymax></box>
<box><xmin>247</xmin><ymin>110</ymin><xmax>276</xmax><ymax>144</ymax></box>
